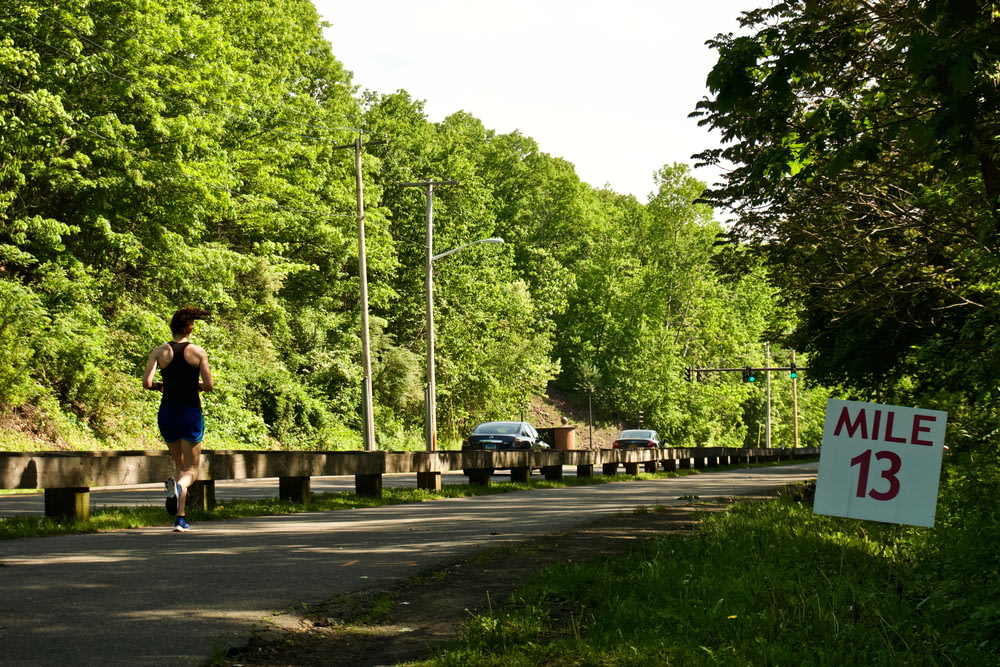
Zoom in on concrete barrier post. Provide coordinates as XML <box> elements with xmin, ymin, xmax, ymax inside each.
<box><xmin>510</xmin><ymin>467</ymin><xmax>531</xmax><ymax>483</ymax></box>
<box><xmin>542</xmin><ymin>465</ymin><xmax>563</xmax><ymax>481</ymax></box>
<box><xmin>187</xmin><ymin>480</ymin><xmax>216</xmax><ymax>511</ymax></box>
<box><xmin>279</xmin><ymin>476</ymin><xmax>311</xmax><ymax>504</ymax></box>
<box><xmin>44</xmin><ymin>487</ymin><xmax>89</xmax><ymax>521</ymax></box>
<box><xmin>355</xmin><ymin>473</ymin><xmax>382</xmax><ymax>498</ymax></box>
<box><xmin>467</xmin><ymin>469</ymin><xmax>491</xmax><ymax>486</ymax></box>
<box><xmin>416</xmin><ymin>471</ymin><xmax>442</xmax><ymax>490</ymax></box>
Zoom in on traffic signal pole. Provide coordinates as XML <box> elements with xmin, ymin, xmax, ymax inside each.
<box><xmin>684</xmin><ymin>358</ymin><xmax>807</xmax><ymax>449</ymax></box>
<box><xmin>685</xmin><ymin>365</ymin><xmax>805</xmax><ymax>375</ymax></box>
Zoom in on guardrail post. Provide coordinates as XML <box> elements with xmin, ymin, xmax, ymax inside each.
<box><xmin>279</xmin><ymin>476</ymin><xmax>311</xmax><ymax>504</ymax></box>
<box><xmin>602</xmin><ymin>463</ymin><xmax>618</xmax><ymax>475</ymax></box>
<box><xmin>510</xmin><ymin>467</ymin><xmax>530</xmax><ymax>483</ymax></box>
<box><xmin>576</xmin><ymin>464</ymin><xmax>594</xmax><ymax>478</ymax></box>
<box><xmin>541</xmin><ymin>465</ymin><xmax>562</xmax><ymax>481</ymax></box>
<box><xmin>44</xmin><ymin>487</ymin><xmax>89</xmax><ymax>521</ymax></box>
<box><xmin>186</xmin><ymin>480</ymin><xmax>216</xmax><ymax>511</ymax></box>
<box><xmin>355</xmin><ymin>474</ymin><xmax>382</xmax><ymax>498</ymax></box>
<box><xmin>467</xmin><ymin>469</ymin><xmax>491</xmax><ymax>486</ymax></box>
<box><xmin>416</xmin><ymin>471</ymin><xmax>442</xmax><ymax>490</ymax></box>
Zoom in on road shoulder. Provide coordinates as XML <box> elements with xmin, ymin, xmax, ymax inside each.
<box><xmin>220</xmin><ymin>490</ymin><xmax>799</xmax><ymax>666</ymax></box>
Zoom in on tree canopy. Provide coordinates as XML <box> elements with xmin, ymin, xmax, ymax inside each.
<box><xmin>693</xmin><ymin>0</ymin><xmax>1000</xmax><ymax>445</ymax></box>
<box><xmin>1</xmin><ymin>0</ymin><xmax>816</xmax><ymax>451</ymax></box>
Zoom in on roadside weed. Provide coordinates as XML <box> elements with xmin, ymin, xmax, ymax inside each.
<box><xmin>426</xmin><ymin>495</ymin><xmax>997</xmax><ymax>666</ymax></box>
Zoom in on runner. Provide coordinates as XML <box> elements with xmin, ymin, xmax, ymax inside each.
<box><xmin>143</xmin><ymin>307</ymin><xmax>214</xmax><ymax>532</ymax></box>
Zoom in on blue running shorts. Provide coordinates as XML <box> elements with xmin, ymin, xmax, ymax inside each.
<box><xmin>158</xmin><ymin>404</ymin><xmax>205</xmax><ymax>444</ymax></box>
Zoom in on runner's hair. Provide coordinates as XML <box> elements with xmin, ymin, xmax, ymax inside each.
<box><xmin>170</xmin><ymin>307</ymin><xmax>212</xmax><ymax>335</ymax></box>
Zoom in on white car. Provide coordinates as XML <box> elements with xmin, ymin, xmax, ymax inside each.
<box><xmin>612</xmin><ymin>429</ymin><xmax>660</xmax><ymax>449</ymax></box>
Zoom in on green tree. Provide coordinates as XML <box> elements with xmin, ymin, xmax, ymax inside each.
<box><xmin>693</xmin><ymin>0</ymin><xmax>1000</xmax><ymax>417</ymax></box>
<box><xmin>0</xmin><ymin>0</ymin><xmax>804</xmax><ymax>453</ymax></box>
<box><xmin>359</xmin><ymin>102</ymin><xmax>561</xmax><ymax>437</ymax></box>
<box><xmin>1</xmin><ymin>0</ymin><xmax>366</xmax><ymax>448</ymax></box>
<box><xmin>555</xmin><ymin>164</ymin><xmax>781</xmax><ymax>446</ymax></box>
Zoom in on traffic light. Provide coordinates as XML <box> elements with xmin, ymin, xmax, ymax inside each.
<box><xmin>789</xmin><ymin>363</ymin><xmax>798</xmax><ymax>379</ymax></box>
<box><xmin>742</xmin><ymin>367</ymin><xmax>756</xmax><ymax>383</ymax></box>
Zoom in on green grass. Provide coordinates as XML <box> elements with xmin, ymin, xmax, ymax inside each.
<box><xmin>0</xmin><ymin>467</ymin><xmax>698</xmax><ymax>540</ymax></box>
<box><xmin>418</xmin><ymin>459</ymin><xmax>1000</xmax><ymax>666</ymax></box>
<box><xmin>0</xmin><ymin>460</ymin><xmax>815</xmax><ymax>540</ymax></box>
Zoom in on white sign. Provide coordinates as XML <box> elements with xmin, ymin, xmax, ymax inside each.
<box><xmin>813</xmin><ymin>399</ymin><xmax>947</xmax><ymax>527</ymax></box>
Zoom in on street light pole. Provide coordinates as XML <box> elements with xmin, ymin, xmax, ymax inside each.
<box><xmin>399</xmin><ymin>180</ymin><xmax>459</xmax><ymax>451</ymax></box>
<box><xmin>399</xmin><ymin>181</ymin><xmax>505</xmax><ymax>452</ymax></box>
<box><xmin>422</xmin><ymin>234</ymin><xmax>504</xmax><ymax>451</ymax></box>
<box><xmin>423</xmin><ymin>184</ymin><xmax>441</xmax><ymax>452</ymax></box>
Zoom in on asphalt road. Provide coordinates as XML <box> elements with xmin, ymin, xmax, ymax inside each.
<box><xmin>0</xmin><ymin>463</ymin><xmax>818</xmax><ymax>666</ymax></box>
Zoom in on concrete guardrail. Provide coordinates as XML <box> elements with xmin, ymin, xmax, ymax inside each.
<box><xmin>0</xmin><ymin>447</ymin><xmax>820</xmax><ymax>520</ymax></box>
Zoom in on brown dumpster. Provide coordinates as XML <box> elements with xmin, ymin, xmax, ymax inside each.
<box><xmin>551</xmin><ymin>425</ymin><xmax>576</xmax><ymax>450</ymax></box>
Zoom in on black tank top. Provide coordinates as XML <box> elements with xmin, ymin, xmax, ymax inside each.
<box><xmin>160</xmin><ymin>342</ymin><xmax>201</xmax><ymax>408</ymax></box>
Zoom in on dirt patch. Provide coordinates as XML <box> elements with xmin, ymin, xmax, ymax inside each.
<box><xmin>218</xmin><ymin>495</ymin><xmax>777</xmax><ymax>667</ymax></box>
<box><xmin>528</xmin><ymin>385</ymin><xmax>626</xmax><ymax>450</ymax></box>
<box><xmin>0</xmin><ymin>405</ymin><xmax>72</xmax><ymax>449</ymax></box>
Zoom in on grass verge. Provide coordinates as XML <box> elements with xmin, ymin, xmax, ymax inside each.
<box><xmin>0</xmin><ymin>468</ymin><xmax>704</xmax><ymax>540</ymax></box>
<box><xmin>415</xmin><ymin>463</ymin><xmax>1000</xmax><ymax>666</ymax></box>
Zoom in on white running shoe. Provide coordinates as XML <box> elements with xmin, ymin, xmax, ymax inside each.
<box><xmin>165</xmin><ymin>478</ymin><xmax>178</xmax><ymax>516</ymax></box>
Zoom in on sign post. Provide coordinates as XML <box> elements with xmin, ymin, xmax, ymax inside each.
<box><xmin>813</xmin><ymin>399</ymin><xmax>947</xmax><ymax>527</ymax></box>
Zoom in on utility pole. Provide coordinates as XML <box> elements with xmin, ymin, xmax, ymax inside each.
<box><xmin>398</xmin><ymin>179</ymin><xmax>460</xmax><ymax>452</ymax></box>
<box><xmin>353</xmin><ymin>136</ymin><xmax>375</xmax><ymax>452</ymax></box>
<box><xmin>588</xmin><ymin>389</ymin><xmax>593</xmax><ymax>448</ymax></box>
<box><xmin>764</xmin><ymin>342</ymin><xmax>772</xmax><ymax>448</ymax></box>
<box><xmin>335</xmin><ymin>134</ymin><xmax>385</xmax><ymax>451</ymax></box>
<box><xmin>791</xmin><ymin>350</ymin><xmax>800</xmax><ymax>449</ymax></box>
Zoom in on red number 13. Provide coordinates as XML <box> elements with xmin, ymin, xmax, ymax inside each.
<box><xmin>850</xmin><ymin>449</ymin><xmax>901</xmax><ymax>501</ymax></box>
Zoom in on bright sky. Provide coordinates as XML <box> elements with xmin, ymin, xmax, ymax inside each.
<box><xmin>313</xmin><ymin>1</ymin><xmax>758</xmax><ymax>201</ymax></box>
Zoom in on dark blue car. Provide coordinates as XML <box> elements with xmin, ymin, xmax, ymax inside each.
<box><xmin>462</xmin><ymin>421</ymin><xmax>550</xmax><ymax>451</ymax></box>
